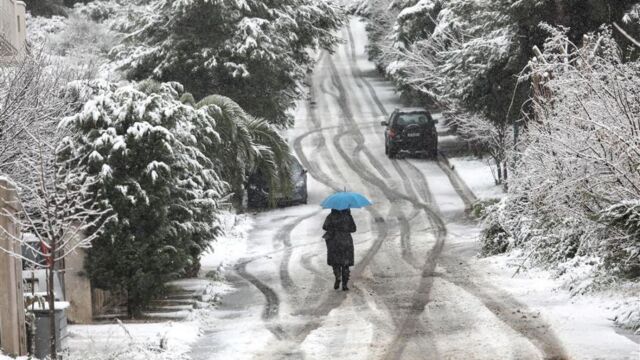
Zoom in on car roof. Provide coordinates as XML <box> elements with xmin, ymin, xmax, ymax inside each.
<box><xmin>396</xmin><ymin>107</ymin><xmax>429</xmax><ymax>113</ymax></box>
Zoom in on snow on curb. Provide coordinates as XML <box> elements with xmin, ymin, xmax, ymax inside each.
<box><xmin>66</xmin><ymin>320</ymin><xmax>198</xmax><ymax>360</ymax></box>
<box><xmin>201</xmin><ymin>212</ymin><xmax>254</xmax><ymax>271</ymax></box>
<box><xmin>446</xmin><ymin>156</ymin><xmax>505</xmax><ymax>201</ymax></box>
<box><xmin>482</xmin><ymin>251</ymin><xmax>640</xmax><ymax>358</ymax></box>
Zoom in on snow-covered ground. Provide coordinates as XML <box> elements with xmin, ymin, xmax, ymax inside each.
<box><xmin>448</xmin><ymin>156</ymin><xmax>505</xmax><ymax>200</ymax></box>
<box><xmin>60</xmin><ymin>211</ymin><xmax>250</xmax><ymax>360</ymax></box>
<box><xmin>66</xmin><ymin>320</ymin><xmax>199</xmax><ymax>360</ymax></box>
<box><xmin>200</xmin><ymin>212</ymin><xmax>254</xmax><ymax>270</ymax></box>
<box><xmin>482</xmin><ymin>253</ymin><xmax>640</xmax><ymax>359</ymax></box>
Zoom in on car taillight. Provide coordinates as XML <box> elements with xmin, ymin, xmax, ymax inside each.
<box><xmin>388</xmin><ymin>129</ymin><xmax>397</xmax><ymax>138</ymax></box>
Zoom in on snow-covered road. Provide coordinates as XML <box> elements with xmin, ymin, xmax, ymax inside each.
<box><xmin>189</xmin><ymin>19</ymin><xmax>637</xmax><ymax>360</ymax></box>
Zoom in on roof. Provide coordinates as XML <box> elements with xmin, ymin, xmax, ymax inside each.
<box><xmin>395</xmin><ymin>107</ymin><xmax>429</xmax><ymax>113</ymax></box>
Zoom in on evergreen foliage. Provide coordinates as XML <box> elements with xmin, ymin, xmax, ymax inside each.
<box><xmin>23</xmin><ymin>0</ymin><xmax>68</xmax><ymax>17</ymax></box>
<box><xmin>191</xmin><ymin>94</ymin><xmax>292</xmax><ymax>209</ymax></box>
<box><xmin>112</xmin><ymin>0</ymin><xmax>345</xmax><ymax>126</ymax></box>
<box><xmin>61</xmin><ymin>80</ymin><xmax>226</xmax><ymax>315</ymax></box>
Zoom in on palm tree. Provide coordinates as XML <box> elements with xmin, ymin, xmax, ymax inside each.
<box><xmin>189</xmin><ymin>94</ymin><xmax>292</xmax><ymax>209</ymax></box>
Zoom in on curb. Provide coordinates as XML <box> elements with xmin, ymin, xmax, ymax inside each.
<box><xmin>436</xmin><ymin>153</ymin><xmax>478</xmax><ymax>211</ymax></box>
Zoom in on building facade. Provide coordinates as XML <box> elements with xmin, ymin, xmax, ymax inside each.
<box><xmin>0</xmin><ymin>0</ymin><xmax>26</xmax><ymax>57</ymax></box>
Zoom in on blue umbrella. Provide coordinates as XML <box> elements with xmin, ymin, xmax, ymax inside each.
<box><xmin>321</xmin><ymin>191</ymin><xmax>373</xmax><ymax>210</ymax></box>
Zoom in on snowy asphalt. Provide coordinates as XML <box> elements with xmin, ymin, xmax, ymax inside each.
<box><xmin>190</xmin><ymin>19</ymin><xmax>570</xmax><ymax>359</ymax></box>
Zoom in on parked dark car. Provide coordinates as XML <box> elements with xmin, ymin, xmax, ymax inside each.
<box><xmin>247</xmin><ymin>155</ymin><xmax>308</xmax><ymax>208</ymax></box>
<box><xmin>381</xmin><ymin>108</ymin><xmax>438</xmax><ymax>159</ymax></box>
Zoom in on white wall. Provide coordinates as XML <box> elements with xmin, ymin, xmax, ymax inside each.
<box><xmin>0</xmin><ymin>0</ymin><xmax>26</xmax><ymax>56</ymax></box>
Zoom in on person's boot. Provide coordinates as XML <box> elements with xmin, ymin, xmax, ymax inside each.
<box><xmin>333</xmin><ymin>266</ymin><xmax>341</xmax><ymax>290</ymax></box>
<box><xmin>341</xmin><ymin>266</ymin><xmax>350</xmax><ymax>291</ymax></box>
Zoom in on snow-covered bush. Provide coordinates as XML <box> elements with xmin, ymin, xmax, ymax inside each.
<box><xmin>26</xmin><ymin>9</ymin><xmax>118</xmax><ymax>79</ymax></box>
<box><xmin>360</xmin><ymin>0</ymin><xmax>519</xmax><ymax>110</ymax></box>
<box><xmin>483</xmin><ymin>26</ymin><xmax>640</xmax><ymax>281</ymax></box>
<box><xmin>26</xmin><ymin>13</ymin><xmax>67</xmax><ymax>45</ymax></box>
<box><xmin>48</xmin><ymin>14</ymin><xmax>117</xmax><ymax>60</ymax></box>
<box><xmin>600</xmin><ymin>201</ymin><xmax>640</xmax><ymax>278</ymax></box>
<box><xmin>61</xmin><ymin>80</ymin><xmax>227</xmax><ymax>316</ymax></box>
<box><xmin>0</xmin><ymin>52</ymin><xmax>79</xmax><ymax>176</ymax></box>
<box><xmin>612</xmin><ymin>299</ymin><xmax>640</xmax><ymax>335</ymax></box>
<box><xmin>450</xmin><ymin>111</ymin><xmax>513</xmax><ymax>184</ymax></box>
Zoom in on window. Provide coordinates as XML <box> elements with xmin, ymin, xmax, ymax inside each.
<box><xmin>17</xmin><ymin>16</ymin><xmax>20</xmax><ymax>33</ymax></box>
<box><xmin>397</xmin><ymin>113</ymin><xmax>430</xmax><ymax>126</ymax></box>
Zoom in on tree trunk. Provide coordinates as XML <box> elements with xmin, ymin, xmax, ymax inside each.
<box><xmin>232</xmin><ymin>188</ymin><xmax>244</xmax><ymax>213</ymax></box>
<box><xmin>502</xmin><ymin>161</ymin><xmax>508</xmax><ymax>182</ymax></box>
<box><xmin>47</xmin><ymin>251</ymin><xmax>57</xmax><ymax>359</ymax></box>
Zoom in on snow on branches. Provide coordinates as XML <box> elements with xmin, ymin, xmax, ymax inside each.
<box><xmin>111</xmin><ymin>0</ymin><xmax>345</xmax><ymax>126</ymax></box>
<box><xmin>485</xmin><ymin>25</ymin><xmax>640</xmax><ymax>281</ymax></box>
<box><xmin>61</xmin><ymin>80</ymin><xmax>227</xmax><ymax>315</ymax></box>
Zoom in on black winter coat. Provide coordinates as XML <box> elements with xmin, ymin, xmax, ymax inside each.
<box><xmin>322</xmin><ymin>210</ymin><xmax>356</xmax><ymax>266</ymax></box>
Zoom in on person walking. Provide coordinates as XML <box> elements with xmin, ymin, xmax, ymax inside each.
<box><xmin>323</xmin><ymin>209</ymin><xmax>356</xmax><ymax>291</ymax></box>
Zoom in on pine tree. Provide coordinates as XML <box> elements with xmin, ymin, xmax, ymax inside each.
<box><xmin>112</xmin><ymin>0</ymin><xmax>345</xmax><ymax>126</ymax></box>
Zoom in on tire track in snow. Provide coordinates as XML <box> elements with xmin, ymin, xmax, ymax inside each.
<box><xmin>300</xmin><ymin>69</ymin><xmax>393</xmax><ymax>283</ymax></box>
<box><xmin>235</xmin><ymin>261</ymin><xmax>287</xmax><ymax>340</ymax></box>
<box><xmin>337</xmin><ymin>30</ymin><xmax>449</xmax><ymax>353</ymax></box>
<box><xmin>345</xmin><ymin>23</ymin><xmax>389</xmax><ymax>118</ymax></box>
<box><xmin>326</xmin><ymin>54</ymin><xmax>446</xmax><ymax>358</ymax></box>
<box><xmin>337</xmin><ymin>30</ymin><xmax>439</xmax><ymax>277</ymax></box>
<box><xmin>233</xmin><ymin>223</ymin><xmax>334</xmax><ymax>341</ymax></box>
<box><xmin>321</xmin><ymin>70</ymin><xmax>425</xmax><ymax>283</ymax></box>
<box><xmin>337</xmin><ymin>35</ymin><xmax>441</xmax><ymax>285</ymax></box>
<box><xmin>286</xmin><ymin>72</ymin><xmax>394</xmax><ymax>347</ymax></box>
<box><xmin>277</xmin><ymin>211</ymin><xmax>322</xmax><ymax>293</ymax></box>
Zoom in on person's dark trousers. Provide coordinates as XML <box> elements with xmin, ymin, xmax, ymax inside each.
<box><xmin>332</xmin><ymin>265</ymin><xmax>351</xmax><ymax>290</ymax></box>
<box><xmin>341</xmin><ymin>265</ymin><xmax>350</xmax><ymax>291</ymax></box>
<box><xmin>332</xmin><ymin>265</ymin><xmax>341</xmax><ymax>289</ymax></box>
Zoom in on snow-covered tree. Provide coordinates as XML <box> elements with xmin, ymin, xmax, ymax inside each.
<box><xmin>191</xmin><ymin>94</ymin><xmax>291</xmax><ymax>210</ymax></box>
<box><xmin>61</xmin><ymin>80</ymin><xmax>227</xmax><ymax>315</ymax></box>
<box><xmin>484</xmin><ymin>26</ymin><xmax>640</xmax><ymax>280</ymax></box>
<box><xmin>451</xmin><ymin>111</ymin><xmax>512</xmax><ymax>184</ymax></box>
<box><xmin>112</xmin><ymin>0</ymin><xmax>345</xmax><ymax>126</ymax></box>
<box><xmin>0</xmin><ymin>53</ymin><xmax>110</xmax><ymax>359</ymax></box>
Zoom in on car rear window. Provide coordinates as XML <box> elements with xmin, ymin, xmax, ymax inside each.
<box><xmin>396</xmin><ymin>113</ymin><xmax>431</xmax><ymax>126</ymax></box>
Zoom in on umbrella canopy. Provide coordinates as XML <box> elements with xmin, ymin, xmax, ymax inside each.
<box><xmin>321</xmin><ymin>191</ymin><xmax>373</xmax><ymax>210</ymax></box>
